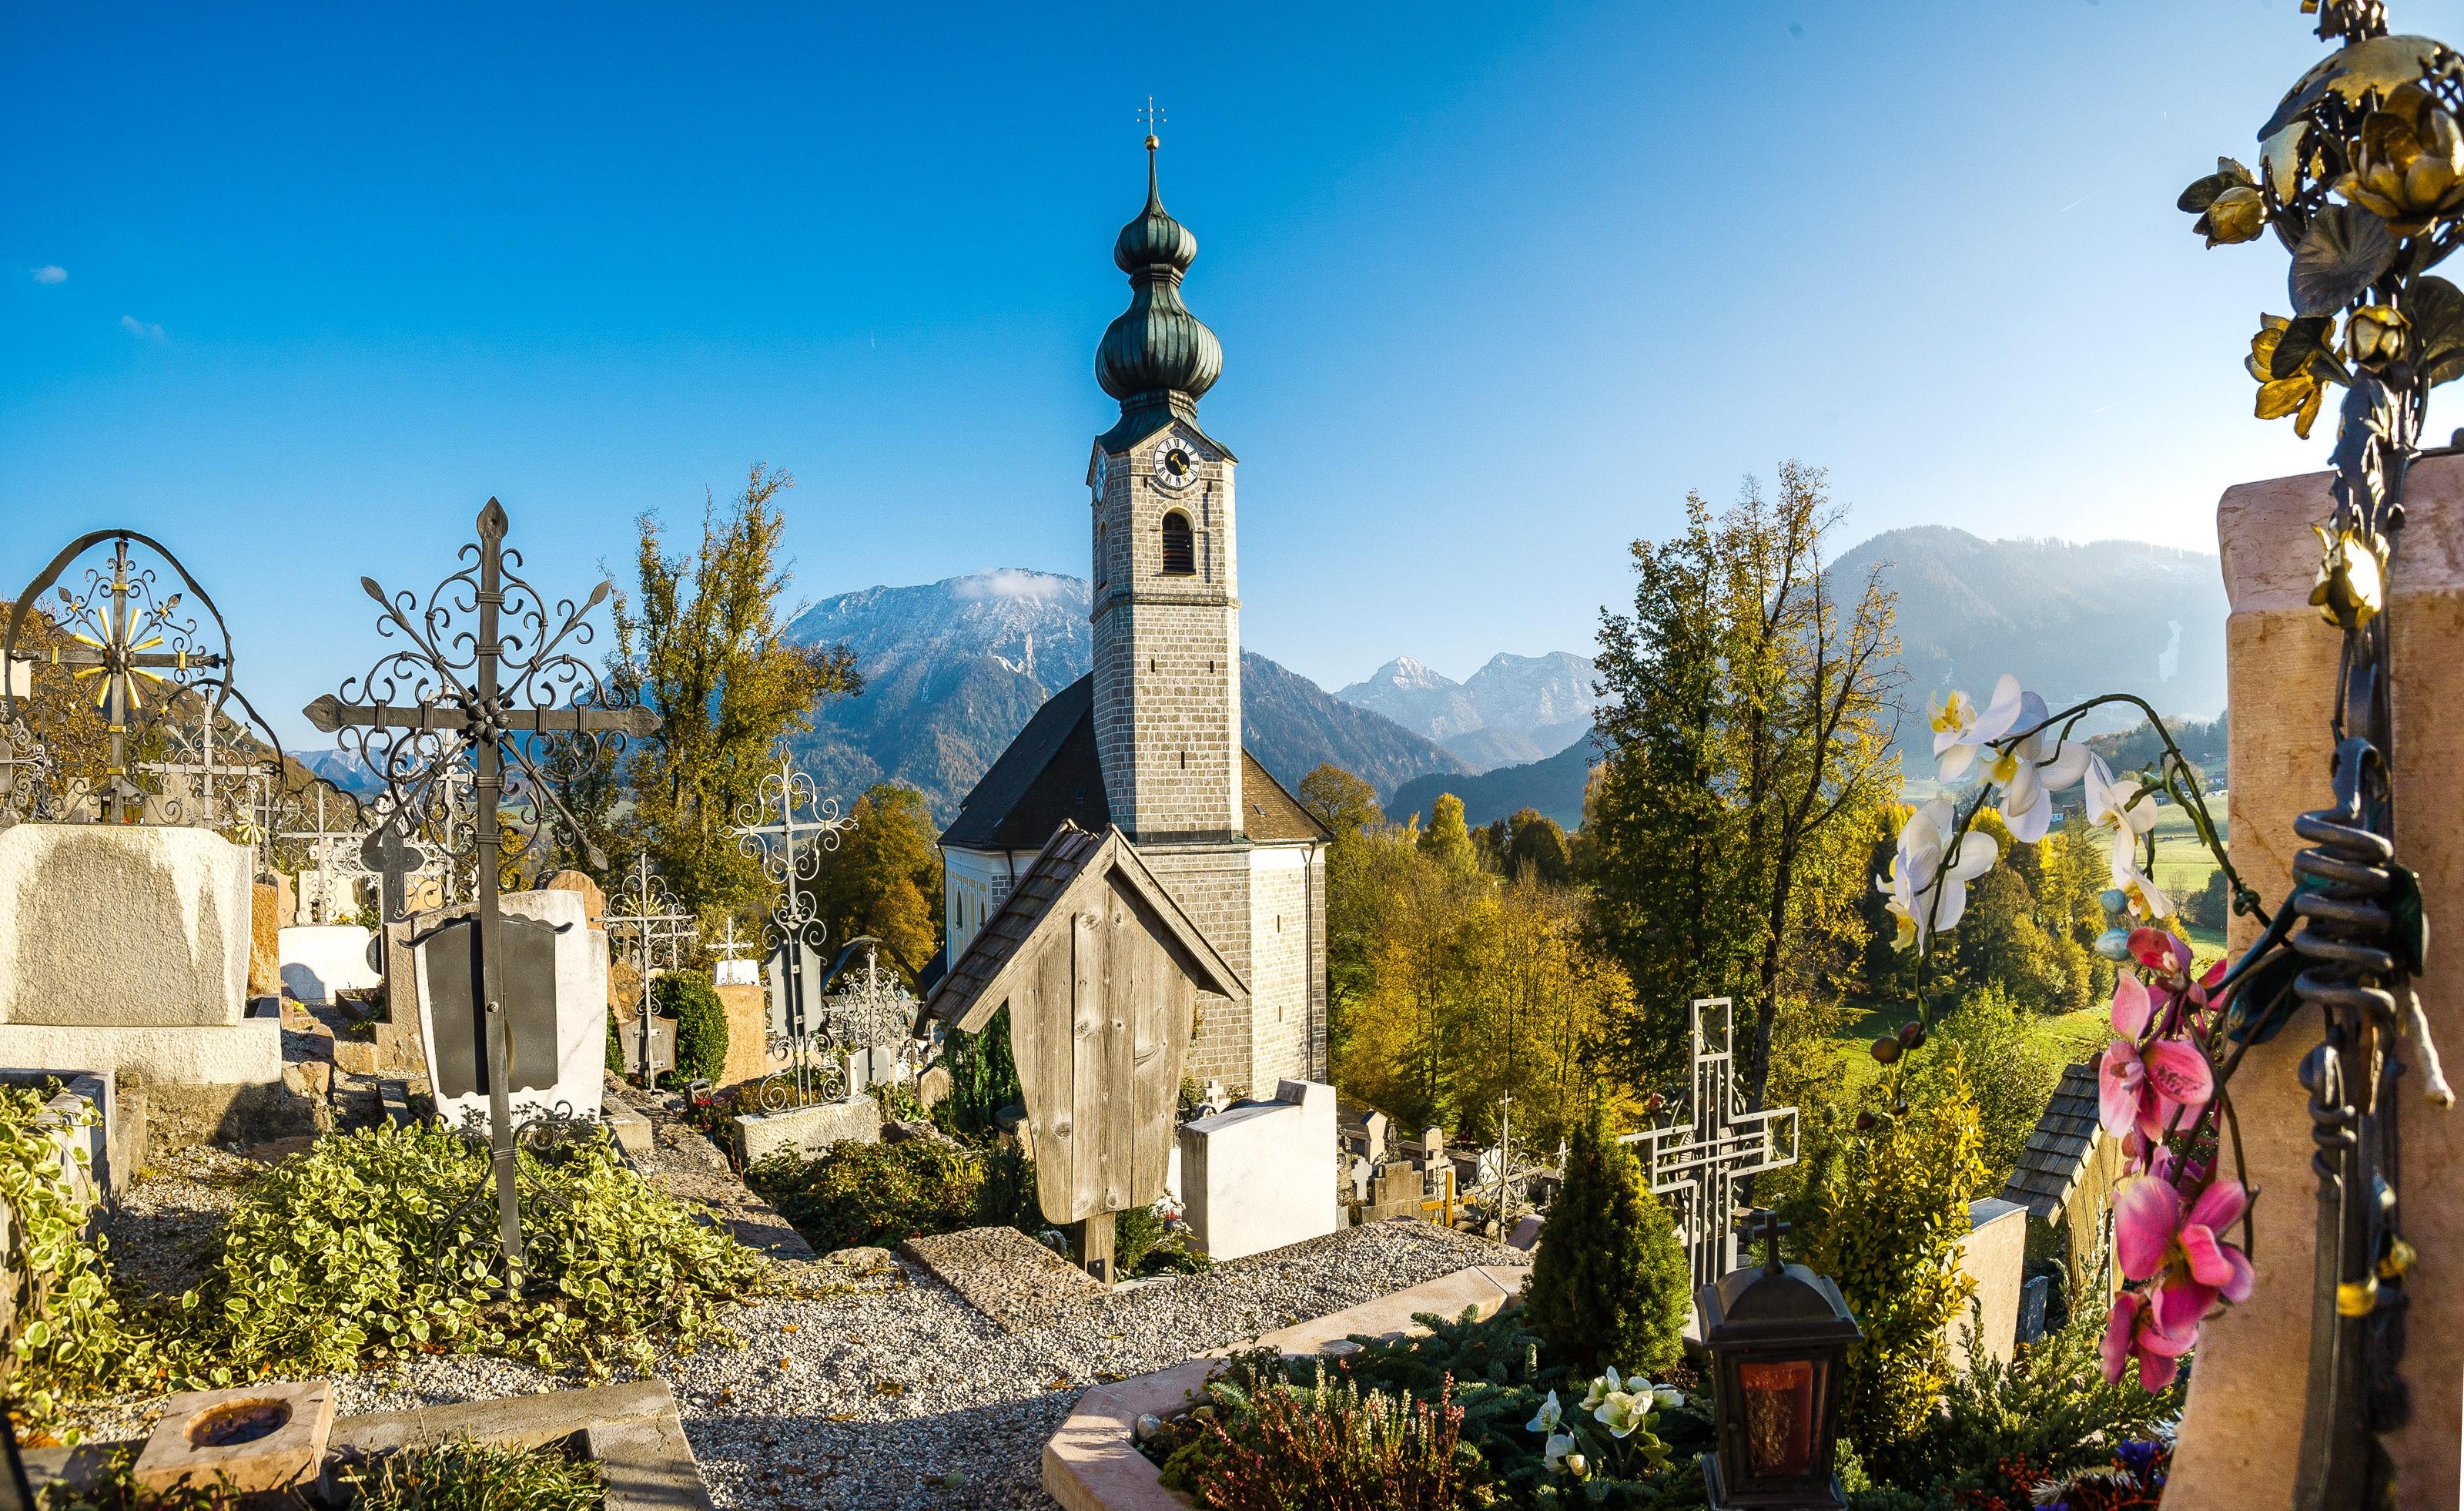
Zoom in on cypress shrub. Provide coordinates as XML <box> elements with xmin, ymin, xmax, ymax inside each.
<box><xmin>937</xmin><ymin>1005</ymin><xmax>1022</xmax><ymax>1140</ymax></box>
<box><xmin>654</xmin><ymin>970</ymin><xmax>728</xmax><ymax>1085</ymax></box>
<box><xmin>1522</xmin><ymin>1103</ymin><xmax>1689</xmax><ymax>1375</ymax></box>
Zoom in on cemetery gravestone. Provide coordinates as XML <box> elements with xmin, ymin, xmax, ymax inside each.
<box><xmin>411</xmin><ymin>887</ymin><xmax>605</xmax><ymax>1131</ymax></box>
<box><xmin>277</xmin><ymin>924</ymin><xmax>380</xmax><ymax>1004</ymax></box>
<box><xmin>0</xmin><ymin>825</ymin><xmax>290</xmax><ymax>1144</ymax></box>
<box><xmin>1180</xmin><ymin>1079</ymin><xmax>1340</xmax><ymax>1261</ymax></box>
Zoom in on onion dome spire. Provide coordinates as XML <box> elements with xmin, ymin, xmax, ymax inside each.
<box><xmin>1096</xmin><ymin>130</ymin><xmax>1222</xmax><ymax>444</ymax></box>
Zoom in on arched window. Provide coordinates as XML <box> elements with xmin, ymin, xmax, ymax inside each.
<box><xmin>1160</xmin><ymin>511</ymin><xmax>1195</xmax><ymax>576</ymax></box>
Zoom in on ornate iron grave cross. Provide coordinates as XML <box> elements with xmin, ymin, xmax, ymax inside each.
<box><xmin>306</xmin><ymin>498</ymin><xmax>655</xmax><ymax>1279</ymax></box>
<box><xmin>4</xmin><ymin>531</ymin><xmax>263</xmax><ymax>823</ymax></box>
<box><xmin>280</xmin><ymin>781</ymin><xmax>367</xmax><ymax>921</ymax></box>
<box><xmin>711</xmin><ymin>914</ymin><xmax>758</xmax><ymax>986</ymax></box>
<box><xmin>728</xmin><ymin>752</ymin><xmax>852</xmax><ymax>1041</ymax></box>
<box><xmin>1619</xmin><ymin>997</ymin><xmax>1801</xmax><ymax>1296</ymax></box>
<box><xmin>604</xmin><ymin>853</ymin><xmax>695</xmax><ymax>1082</ymax></box>
<box><xmin>137</xmin><ymin>711</ymin><xmax>272</xmax><ymax>838</ymax></box>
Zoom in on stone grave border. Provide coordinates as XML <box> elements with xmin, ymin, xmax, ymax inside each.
<box><xmin>25</xmin><ymin>1378</ymin><xmax>712</xmax><ymax>1511</ymax></box>
<box><xmin>1041</xmin><ymin>1260</ymin><xmax>1532</xmax><ymax>1511</ymax></box>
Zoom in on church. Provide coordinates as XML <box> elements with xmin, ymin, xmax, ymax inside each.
<box><xmin>936</xmin><ymin>134</ymin><xmax>1331</xmax><ymax>1097</ymax></box>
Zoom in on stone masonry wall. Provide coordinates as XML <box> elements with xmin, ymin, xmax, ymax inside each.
<box><xmin>1246</xmin><ymin>846</ymin><xmax>1316</xmax><ymax>1090</ymax></box>
<box><xmin>1091</xmin><ymin>427</ymin><xmax>1241</xmax><ymax>840</ymax></box>
<box><xmin>1138</xmin><ymin>843</ymin><xmax>1254</xmax><ymax>1094</ymax></box>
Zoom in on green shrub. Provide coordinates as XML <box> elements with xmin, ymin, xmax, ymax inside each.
<box><xmin>744</xmin><ymin>1138</ymin><xmax>1038</xmax><ymax>1251</ymax></box>
<box><xmin>0</xmin><ymin>1084</ymin><xmax>147</xmax><ymax>1438</ymax></box>
<box><xmin>1796</xmin><ymin>1073</ymin><xmax>1989</xmax><ymax>1466</ymax></box>
<box><xmin>604</xmin><ymin>1013</ymin><xmax>624</xmax><ymax>1077</ymax></box>
<box><xmin>1521</xmin><ymin>1104</ymin><xmax>1688</xmax><ymax>1376</ymax></box>
<box><xmin>179</xmin><ymin>1124</ymin><xmax>767</xmax><ymax>1378</ymax></box>
<box><xmin>1887</xmin><ymin>1309</ymin><xmax>2183</xmax><ymax>1501</ymax></box>
<box><xmin>654</xmin><ymin>971</ymin><xmax>727</xmax><ymax>1085</ymax></box>
<box><xmin>1920</xmin><ymin>987</ymin><xmax>2063</xmax><ymax>1188</ymax></box>
<box><xmin>1116</xmin><ymin>1201</ymin><xmax>1214</xmax><ymax>1277</ymax></box>
<box><xmin>336</xmin><ymin>1439</ymin><xmax>604</xmax><ymax>1511</ymax></box>
<box><xmin>935</xmin><ymin>1007</ymin><xmax>1020</xmax><ymax>1141</ymax></box>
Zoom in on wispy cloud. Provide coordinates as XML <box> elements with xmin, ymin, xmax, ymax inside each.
<box><xmin>30</xmin><ymin>266</ymin><xmax>65</xmax><ymax>284</ymax></box>
<box><xmin>119</xmin><ymin>314</ymin><xmax>166</xmax><ymax>341</ymax></box>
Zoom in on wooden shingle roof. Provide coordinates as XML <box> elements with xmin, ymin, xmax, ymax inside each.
<box><xmin>2001</xmin><ymin>1062</ymin><xmax>2107</xmax><ymax>1221</ymax></box>
<box><xmin>922</xmin><ymin>821</ymin><xmax>1247</xmax><ymax>1034</ymax></box>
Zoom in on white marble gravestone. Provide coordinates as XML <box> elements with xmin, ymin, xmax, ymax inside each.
<box><xmin>276</xmin><ymin>923</ymin><xmax>380</xmax><ymax>1004</ymax></box>
<box><xmin>410</xmin><ymin>887</ymin><xmax>605</xmax><ymax>1132</ymax></box>
<box><xmin>1178</xmin><ymin>1079</ymin><xmax>1341</xmax><ymax>1261</ymax></box>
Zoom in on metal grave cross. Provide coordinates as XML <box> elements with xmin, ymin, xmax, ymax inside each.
<box><xmin>711</xmin><ymin>914</ymin><xmax>757</xmax><ymax>987</ymax></box>
<box><xmin>138</xmin><ymin>714</ymin><xmax>270</xmax><ymax>836</ymax></box>
<box><xmin>306</xmin><ymin>498</ymin><xmax>658</xmax><ymax>1279</ymax></box>
<box><xmin>357</xmin><ymin>819</ymin><xmax>429</xmax><ymax>925</ymax></box>
<box><xmin>604</xmin><ymin>853</ymin><xmax>696</xmax><ymax>1081</ymax></box>
<box><xmin>280</xmin><ymin>783</ymin><xmax>364</xmax><ymax>923</ymax></box>
<box><xmin>1619</xmin><ymin>997</ymin><xmax>1800</xmax><ymax>1295</ymax></box>
<box><xmin>728</xmin><ymin>752</ymin><xmax>852</xmax><ymax>1040</ymax></box>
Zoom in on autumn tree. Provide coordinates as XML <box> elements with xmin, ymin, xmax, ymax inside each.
<box><xmin>1587</xmin><ymin>463</ymin><xmax>1899</xmax><ymax>1109</ymax></box>
<box><xmin>1297</xmin><ymin>763</ymin><xmax>1381</xmax><ymax>837</ymax></box>
<box><xmin>1505</xmin><ymin>807</ymin><xmax>1573</xmax><ymax>886</ymax></box>
<box><xmin>811</xmin><ymin>782</ymin><xmax>943</xmax><ymax>983</ymax></box>
<box><xmin>1418</xmin><ymin>792</ymin><xmax>1476</xmax><ymax>874</ymax></box>
<box><xmin>620</xmin><ymin>464</ymin><xmax>860</xmax><ymax>920</ymax></box>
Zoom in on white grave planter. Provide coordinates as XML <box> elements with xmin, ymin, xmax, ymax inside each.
<box><xmin>277</xmin><ymin>924</ymin><xmax>380</xmax><ymax>1004</ymax></box>
<box><xmin>1178</xmin><ymin>1079</ymin><xmax>1340</xmax><ymax>1261</ymax></box>
<box><xmin>411</xmin><ymin>888</ymin><xmax>605</xmax><ymax>1133</ymax></box>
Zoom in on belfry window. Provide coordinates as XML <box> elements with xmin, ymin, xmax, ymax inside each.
<box><xmin>1160</xmin><ymin>511</ymin><xmax>1195</xmax><ymax>576</ymax></box>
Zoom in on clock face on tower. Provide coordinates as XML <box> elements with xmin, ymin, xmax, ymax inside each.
<box><xmin>1153</xmin><ymin>441</ymin><xmax>1199</xmax><ymax>491</ymax></box>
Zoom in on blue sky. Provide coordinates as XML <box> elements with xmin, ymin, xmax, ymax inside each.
<box><xmin>5</xmin><ymin>1</ymin><xmax>2456</xmax><ymax>747</ymax></box>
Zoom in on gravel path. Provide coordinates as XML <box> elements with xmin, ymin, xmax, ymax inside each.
<box><xmin>72</xmin><ymin>1140</ymin><xmax>1526</xmax><ymax>1511</ymax></box>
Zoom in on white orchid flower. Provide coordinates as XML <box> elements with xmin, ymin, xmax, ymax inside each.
<box><xmin>1544</xmin><ymin>1431</ymin><xmax>1578</xmax><ymax>1473</ymax></box>
<box><xmin>2111</xmin><ymin>826</ymin><xmax>2174</xmax><ymax>920</ymax></box>
<box><xmin>1876</xmin><ymin>798</ymin><xmax>1998</xmax><ymax>950</ymax></box>
<box><xmin>1595</xmin><ymin>1389</ymin><xmax>1652</xmax><ymax>1439</ymax></box>
<box><xmin>1932</xmin><ymin>674</ymin><xmax>2024</xmax><ymax>781</ymax></box>
<box><xmin>1984</xmin><ymin>690</ymin><xmax>2091</xmax><ymax>843</ymax></box>
<box><xmin>1525</xmin><ymin>1390</ymin><xmax>1562</xmax><ymax>1435</ymax></box>
<box><xmin>2083</xmin><ymin>755</ymin><xmax>2161</xmax><ymax>841</ymax></box>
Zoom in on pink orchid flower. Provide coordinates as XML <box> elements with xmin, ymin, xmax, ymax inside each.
<box><xmin>2128</xmin><ymin>927</ymin><xmax>2192</xmax><ymax>979</ymax></box>
<box><xmin>2099</xmin><ymin>974</ymin><xmax>2215</xmax><ymax>1139</ymax></box>
<box><xmin>2114</xmin><ymin>1173</ymin><xmax>2255</xmax><ymax>1337</ymax></box>
<box><xmin>2101</xmin><ymin>1288</ymin><xmax>2197</xmax><ymax>1389</ymax></box>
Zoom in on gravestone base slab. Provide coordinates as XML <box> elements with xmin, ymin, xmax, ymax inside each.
<box><xmin>902</xmin><ymin>1225</ymin><xmax>1108</xmax><ymax>1332</ymax></box>
<box><xmin>732</xmin><ymin>1094</ymin><xmax>880</xmax><ymax>1165</ymax></box>
<box><xmin>0</xmin><ymin>1020</ymin><xmax>280</xmax><ymax>1085</ymax></box>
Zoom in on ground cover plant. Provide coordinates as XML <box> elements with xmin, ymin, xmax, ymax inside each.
<box><xmin>177</xmin><ymin>1124</ymin><xmax>768</xmax><ymax>1379</ymax></box>
<box><xmin>743</xmin><ymin>1137</ymin><xmax>1037</xmax><ymax>1251</ymax></box>
<box><xmin>334</xmin><ymin>1439</ymin><xmax>606</xmax><ymax>1511</ymax></box>
<box><xmin>0</xmin><ymin>1084</ymin><xmax>147</xmax><ymax>1440</ymax></box>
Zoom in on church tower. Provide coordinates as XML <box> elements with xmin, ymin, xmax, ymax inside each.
<box><xmin>1087</xmin><ymin>132</ymin><xmax>1241</xmax><ymax>841</ymax></box>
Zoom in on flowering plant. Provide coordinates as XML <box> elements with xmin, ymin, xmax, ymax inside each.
<box><xmin>1522</xmin><ymin>1367</ymin><xmax>1686</xmax><ymax>1486</ymax></box>
<box><xmin>1882</xmin><ymin>675</ymin><xmax>2278</xmax><ymax>1390</ymax></box>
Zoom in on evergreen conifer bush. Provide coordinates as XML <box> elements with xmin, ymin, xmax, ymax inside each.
<box><xmin>1521</xmin><ymin>1105</ymin><xmax>1688</xmax><ymax>1375</ymax></box>
<box><xmin>654</xmin><ymin>970</ymin><xmax>728</xmax><ymax>1085</ymax></box>
<box><xmin>936</xmin><ymin>1007</ymin><xmax>1021</xmax><ymax>1140</ymax></box>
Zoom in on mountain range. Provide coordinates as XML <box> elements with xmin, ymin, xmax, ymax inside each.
<box><xmin>1333</xmin><ymin>652</ymin><xmax>1598</xmax><ymax>771</ymax></box>
<box><xmin>287</xmin><ymin>528</ymin><xmax>2231</xmax><ymax>839</ymax></box>
<box><xmin>777</xmin><ymin>571</ymin><xmax>1471</xmax><ymax>820</ymax></box>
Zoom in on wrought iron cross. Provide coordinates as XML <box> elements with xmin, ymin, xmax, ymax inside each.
<box><xmin>728</xmin><ymin>752</ymin><xmax>852</xmax><ymax>1039</ymax></box>
<box><xmin>1620</xmin><ymin>998</ymin><xmax>1801</xmax><ymax>1295</ymax></box>
<box><xmin>280</xmin><ymin>783</ymin><xmax>363</xmax><ymax>923</ymax></box>
<box><xmin>1738</xmin><ymin>1208</ymin><xmax>1789</xmax><ymax>1276</ymax></box>
<box><xmin>139</xmin><ymin>713</ymin><xmax>270</xmax><ymax>837</ymax></box>
<box><xmin>357</xmin><ymin>819</ymin><xmax>428</xmax><ymax>926</ymax></box>
<box><xmin>4</xmin><ymin>530</ymin><xmax>240</xmax><ymax>823</ymax></box>
<box><xmin>604</xmin><ymin>853</ymin><xmax>695</xmax><ymax>1082</ymax></box>
<box><xmin>307</xmin><ymin>498</ymin><xmax>656</xmax><ymax>1279</ymax></box>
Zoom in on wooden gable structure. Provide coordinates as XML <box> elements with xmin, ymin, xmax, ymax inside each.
<box><xmin>2000</xmin><ymin>1060</ymin><xmax>2126</xmax><ymax>1302</ymax></box>
<box><xmin>924</xmin><ymin>822</ymin><xmax>1246</xmax><ymax>1245</ymax></box>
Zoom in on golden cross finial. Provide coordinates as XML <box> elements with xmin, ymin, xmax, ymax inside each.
<box><xmin>1139</xmin><ymin>95</ymin><xmax>1165</xmax><ymax>151</ymax></box>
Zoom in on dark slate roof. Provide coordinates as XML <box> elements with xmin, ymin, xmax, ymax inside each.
<box><xmin>2001</xmin><ymin>1062</ymin><xmax>2107</xmax><ymax>1221</ymax></box>
<box><xmin>941</xmin><ymin>673</ymin><xmax>1331</xmax><ymax>851</ymax></box>
<box><xmin>922</xmin><ymin>821</ymin><xmax>1246</xmax><ymax>1032</ymax></box>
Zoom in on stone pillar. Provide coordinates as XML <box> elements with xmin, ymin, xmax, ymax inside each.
<box><xmin>2169</xmin><ymin>459</ymin><xmax>2464</xmax><ymax>1504</ymax></box>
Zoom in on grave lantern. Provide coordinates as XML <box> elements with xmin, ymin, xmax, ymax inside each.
<box><xmin>1699</xmin><ymin>1209</ymin><xmax>1862</xmax><ymax>1511</ymax></box>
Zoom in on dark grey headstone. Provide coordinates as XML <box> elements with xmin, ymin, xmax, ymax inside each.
<box><xmin>416</xmin><ymin>914</ymin><xmax>564</xmax><ymax>1099</ymax></box>
<box><xmin>2018</xmin><ymin>1273</ymin><xmax>2051</xmax><ymax>1345</ymax></box>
